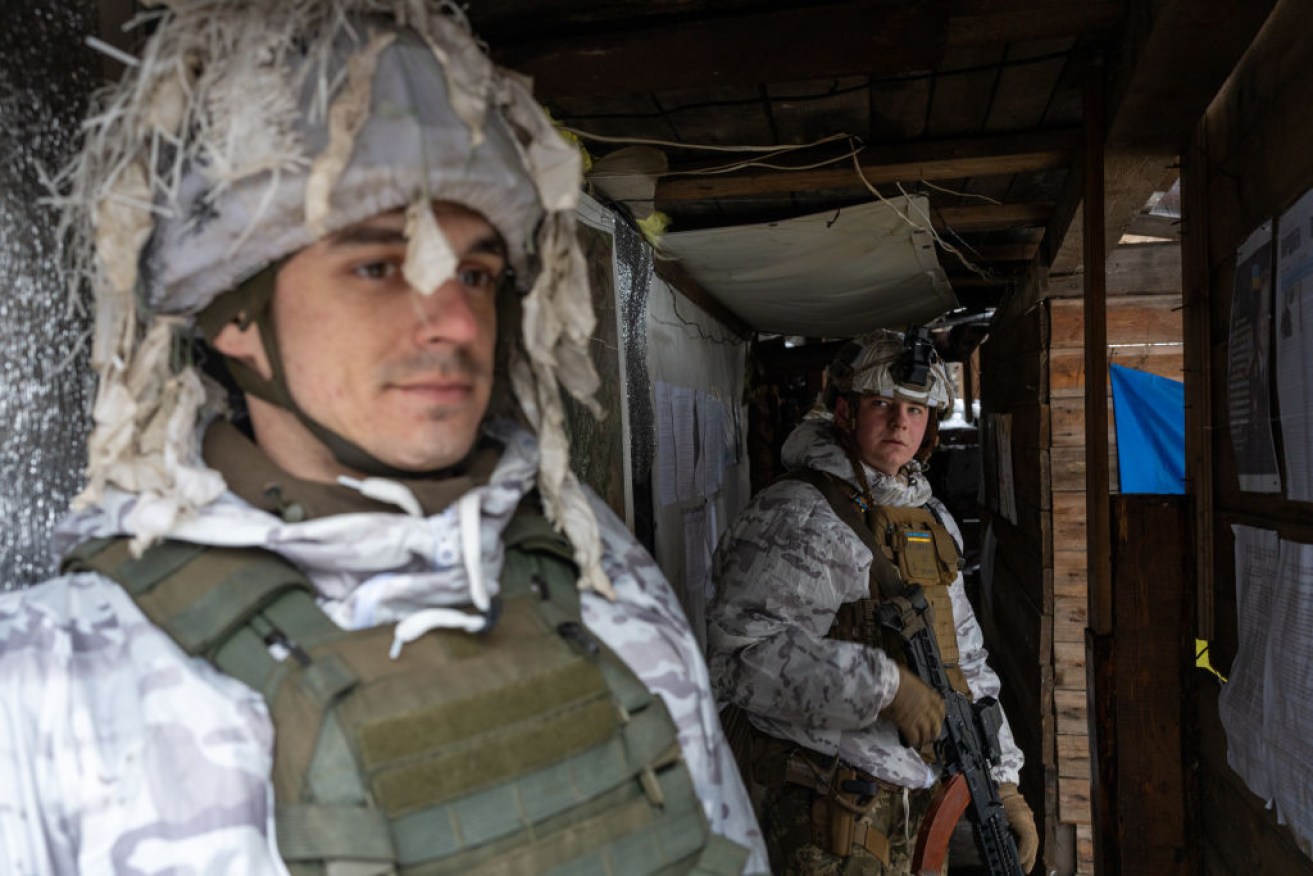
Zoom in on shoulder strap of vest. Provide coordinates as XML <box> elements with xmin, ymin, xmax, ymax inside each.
<box><xmin>502</xmin><ymin>495</ymin><xmax>578</xmax><ymax>568</ymax></box>
<box><xmin>63</xmin><ymin>536</ymin><xmax>345</xmax><ymax>703</ymax></box>
<box><xmin>775</xmin><ymin>469</ymin><xmax>905</xmax><ymax>600</ymax></box>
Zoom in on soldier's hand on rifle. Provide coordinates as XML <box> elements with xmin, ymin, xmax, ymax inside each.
<box><xmin>882</xmin><ymin>664</ymin><xmax>946</xmax><ymax>749</ymax></box>
<box><xmin>999</xmin><ymin>782</ymin><xmax>1038</xmax><ymax>873</ymax></box>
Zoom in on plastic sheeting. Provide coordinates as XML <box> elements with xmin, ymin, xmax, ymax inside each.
<box><xmin>1110</xmin><ymin>363</ymin><xmax>1185</xmax><ymax>494</ymax></box>
<box><xmin>1</xmin><ymin>4</ymin><xmax>98</xmax><ymax>589</ymax></box>
<box><xmin>658</xmin><ymin>196</ymin><xmax>956</xmax><ymax>336</ymax></box>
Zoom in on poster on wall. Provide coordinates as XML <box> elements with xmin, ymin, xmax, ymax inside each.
<box><xmin>1276</xmin><ymin>190</ymin><xmax>1313</xmax><ymax>502</ymax></box>
<box><xmin>1227</xmin><ymin>223</ymin><xmax>1281</xmax><ymax>492</ymax></box>
<box><xmin>1264</xmin><ymin>537</ymin><xmax>1313</xmax><ymax>856</ymax></box>
<box><xmin>1218</xmin><ymin>524</ymin><xmax>1280</xmax><ymax>804</ymax></box>
<box><xmin>1218</xmin><ymin>528</ymin><xmax>1313</xmax><ymax>857</ymax></box>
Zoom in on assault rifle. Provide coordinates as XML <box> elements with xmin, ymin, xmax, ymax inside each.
<box><xmin>877</xmin><ymin>585</ymin><xmax>1025</xmax><ymax>876</ymax></box>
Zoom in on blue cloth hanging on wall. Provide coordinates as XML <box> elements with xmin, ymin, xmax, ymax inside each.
<box><xmin>1109</xmin><ymin>363</ymin><xmax>1185</xmax><ymax>494</ymax></box>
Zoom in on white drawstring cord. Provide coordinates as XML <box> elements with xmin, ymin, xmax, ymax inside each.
<box><xmin>388</xmin><ymin>491</ymin><xmax>492</xmax><ymax>659</ymax></box>
<box><xmin>390</xmin><ymin>608</ymin><xmax>487</xmax><ymax>658</ymax></box>
<box><xmin>337</xmin><ymin>475</ymin><xmax>424</xmax><ymax>518</ymax></box>
<box><xmin>458</xmin><ymin>490</ymin><xmax>489</xmax><ymax>612</ymax></box>
<box><xmin>902</xmin><ymin>786</ymin><xmax>911</xmax><ymax>850</ymax></box>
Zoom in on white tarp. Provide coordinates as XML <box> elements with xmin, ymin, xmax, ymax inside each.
<box><xmin>658</xmin><ymin>196</ymin><xmax>957</xmax><ymax>336</ymax></box>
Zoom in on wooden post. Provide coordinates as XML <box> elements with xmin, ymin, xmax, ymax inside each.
<box><xmin>1181</xmin><ymin>126</ymin><xmax>1215</xmax><ymax>639</ymax></box>
<box><xmin>1082</xmin><ymin>55</ymin><xmax>1113</xmax><ymax>636</ymax></box>
<box><xmin>1081</xmin><ymin>51</ymin><xmax>1117</xmax><ymax>876</ymax></box>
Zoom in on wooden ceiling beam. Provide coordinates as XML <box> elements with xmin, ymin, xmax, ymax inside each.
<box><xmin>494</xmin><ymin>1</ymin><xmax>945</xmax><ymax>100</ymax></box>
<box><xmin>655</xmin><ymin>128</ymin><xmax>1078</xmax><ymax>203</ymax></box>
<box><xmin>967</xmin><ymin>241</ymin><xmax>1041</xmax><ymax>262</ymax></box>
<box><xmin>934</xmin><ymin>202</ymin><xmax>1053</xmax><ymax>232</ymax></box>
<box><xmin>945</xmin><ymin>0</ymin><xmax>1123</xmax><ymax>46</ymax></box>
<box><xmin>1048</xmin><ymin>1</ymin><xmax>1277</xmax><ymax>273</ymax></box>
<box><xmin>1122</xmin><ymin>212</ymin><xmax>1181</xmax><ymax>241</ymax></box>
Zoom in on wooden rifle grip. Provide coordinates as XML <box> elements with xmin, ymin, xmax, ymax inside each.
<box><xmin>913</xmin><ymin>772</ymin><xmax>970</xmax><ymax>875</ymax></box>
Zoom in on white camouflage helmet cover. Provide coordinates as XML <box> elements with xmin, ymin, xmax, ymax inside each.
<box><xmin>828</xmin><ymin>329</ymin><xmax>954</xmax><ymax>414</ymax></box>
<box><xmin>53</xmin><ymin>0</ymin><xmax>614</xmax><ymax>596</ymax></box>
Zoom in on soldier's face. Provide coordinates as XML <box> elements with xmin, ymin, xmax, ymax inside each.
<box><xmin>838</xmin><ymin>393</ymin><xmax>929</xmax><ymax>476</ymax></box>
<box><xmin>223</xmin><ymin>202</ymin><xmax>505</xmax><ymax>478</ymax></box>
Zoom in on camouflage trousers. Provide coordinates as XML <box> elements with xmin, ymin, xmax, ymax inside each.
<box><xmin>761</xmin><ymin>780</ymin><xmax>938</xmax><ymax>876</ymax></box>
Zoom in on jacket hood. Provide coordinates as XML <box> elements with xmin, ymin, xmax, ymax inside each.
<box><xmin>780</xmin><ymin>412</ymin><xmax>933</xmax><ymax>507</ymax></box>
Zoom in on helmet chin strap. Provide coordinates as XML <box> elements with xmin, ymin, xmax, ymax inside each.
<box><xmin>834</xmin><ymin>395</ymin><xmax>876</xmax><ymax>505</ymax></box>
<box><xmin>202</xmin><ymin>263</ymin><xmax>452</xmax><ymax>480</ymax></box>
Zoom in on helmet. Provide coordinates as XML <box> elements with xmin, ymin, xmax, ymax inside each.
<box><xmin>56</xmin><ymin>1</ymin><xmax>611</xmax><ymax>594</ymax></box>
<box><xmin>824</xmin><ymin>328</ymin><xmax>954</xmax><ymax>414</ymax></box>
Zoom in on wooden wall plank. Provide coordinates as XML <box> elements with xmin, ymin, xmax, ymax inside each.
<box><xmin>1055</xmin><ymin>688</ymin><xmax>1087</xmax><ymax>736</ymax></box>
<box><xmin>1059</xmin><ymin>774</ymin><xmax>1092</xmax><ymax>824</ymax></box>
<box><xmin>1051</xmin><ymin>442</ymin><xmax>1122</xmax><ymax>493</ymax></box>
<box><xmin>1059</xmin><ymin>733</ymin><xmax>1091</xmax><ymax>780</ymax></box>
<box><xmin>992</xmin><ymin>540</ymin><xmax>1048</xmax><ymax>623</ymax></box>
<box><xmin>1107</xmin><ymin>496</ymin><xmax>1191</xmax><ymax>874</ymax></box>
<box><xmin>1049</xmin><ymin>295</ymin><xmax>1183</xmax><ymax>347</ymax></box>
<box><xmin>1052</xmin><ymin>490</ymin><xmax>1087</xmax><ymax>552</ymax></box>
<box><xmin>1048</xmin><ymin>243</ymin><xmax>1183</xmax><ymax>297</ymax></box>
<box><xmin>1076</xmin><ymin>825</ymin><xmax>1095</xmax><ymax>874</ymax></box>
<box><xmin>1053</xmin><ymin>606</ymin><xmax>1086</xmax><ymax>645</ymax></box>
<box><xmin>1051</xmin><ymin>396</ymin><xmax>1115</xmax><ymax>447</ymax></box>
<box><xmin>1053</xmin><ymin>563</ymin><xmax>1086</xmax><ymax>605</ymax></box>
<box><xmin>1054</xmin><ymin>640</ymin><xmax>1086</xmax><ymax>688</ymax></box>
<box><xmin>1049</xmin><ymin>344</ymin><xmax>1184</xmax><ymax>397</ymax></box>
<box><xmin>1054</xmin><ymin>593</ymin><xmax>1088</xmax><ymax>644</ymax></box>
<box><xmin>997</xmin><ymin>401</ymin><xmax>1051</xmax><ymax>451</ymax></box>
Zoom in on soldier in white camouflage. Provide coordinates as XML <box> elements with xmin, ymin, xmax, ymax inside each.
<box><xmin>0</xmin><ymin>2</ymin><xmax>766</xmax><ymax>872</ymax></box>
<box><xmin>709</xmin><ymin>332</ymin><xmax>1038</xmax><ymax>874</ymax></box>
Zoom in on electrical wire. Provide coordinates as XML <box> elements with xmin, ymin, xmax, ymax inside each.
<box><xmin>919</xmin><ymin>178</ymin><xmax>1003</xmax><ymax>205</ymax></box>
<box><xmin>561</xmin><ymin>127</ymin><xmax>849</xmax><ymax>154</ymax></box>
<box><xmin>649</xmin><ymin>265</ymin><xmax>743</xmax><ymax>345</ymax></box>
<box><xmin>848</xmin><ymin>147</ymin><xmax>994</xmax><ymax>281</ymax></box>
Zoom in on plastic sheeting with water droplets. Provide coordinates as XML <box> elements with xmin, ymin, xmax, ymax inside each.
<box><xmin>613</xmin><ymin>220</ymin><xmax>654</xmax><ymax>487</ymax></box>
<box><xmin>1</xmin><ymin>4</ymin><xmax>98</xmax><ymax>589</ymax></box>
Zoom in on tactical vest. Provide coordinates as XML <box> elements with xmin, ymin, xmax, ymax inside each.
<box><xmin>64</xmin><ymin>508</ymin><xmax>747</xmax><ymax>875</ymax></box>
<box><xmin>781</xmin><ymin>470</ymin><xmax>969</xmax><ymax>696</ymax></box>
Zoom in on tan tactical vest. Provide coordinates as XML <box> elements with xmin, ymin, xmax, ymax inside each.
<box><xmin>64</xmin><ymin>508</ymin><xmax>746</xmax><ymax>875</ymax></box>
<box><xmin>783</xmin><ymin>470</ymin><xmax>969</xmax><ymax>696</ymax></box>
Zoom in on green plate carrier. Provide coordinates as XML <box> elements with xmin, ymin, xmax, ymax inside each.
<box><xmin>64</xmin><ymin>509</ymin><xmax>747</xmax><ymax>875</ymax></box>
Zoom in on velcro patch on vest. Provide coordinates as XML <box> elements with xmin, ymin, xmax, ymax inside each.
<box><xmin>900</xmin><ymin>530</ymin><xmax>940</xmax><ymax>582</ymax></box>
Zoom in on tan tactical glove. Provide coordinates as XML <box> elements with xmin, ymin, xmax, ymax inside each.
<box><xmin>881</xmin><ymin>664</ymin><xmax>946</xmax><ymax>749</ymax></box>
<box><xmin>999</xmin><ymin>782</ymin><xmax>1038</xmax><ymax>873</ymax></box>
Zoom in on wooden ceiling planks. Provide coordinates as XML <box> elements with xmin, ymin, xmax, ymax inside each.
<box><xmin>492</xmin><ymin>1</ymin><xmax>946</xmax><ymax>100</ymax></box>
<box><xmin>476</xmin><ymin>0</ymin><xmax>1164</xmax><ymax>313</ymax></box>
<box><xmin>867</xmin><ymin>74</ymin><xmax>932</xmax><ymax>143</ymax></box>
<box><xmin>985</xmin><ymin>39</ymin><xmax>1075</xmax><ymax>134</ymax></box>
<box><xmin>925</xmin><ymin>43</ymin><xmax>1007</xmax><ymax>139</ymax></box>
<box><xmin>766</xmin><ymin>77</ymin><xmax>872</xmax><ymax>146</ymax></box>
<box><xmin>944</xmin><ymin>0</ymin><xmax>1122</xmax><ymax>46</ymax></box>
<box><xmin>554</xmin><ymin>94</ymin><xmax>682</xmax><ymax>143</ymax></box>
<box><xmin>655</xmin><ymin>83</ymin><xmax>777</xmax><ymax>146</ymax></box>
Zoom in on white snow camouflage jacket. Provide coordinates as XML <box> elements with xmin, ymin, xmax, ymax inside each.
<box><xmin>707</xmin><ymin>416</ymin><xmax>1023</xmax><ymax>789</ymax></box>
<box><xmin>0</xmin><ymin>420</ymin><xmax>767</xmax><ymax>873</ymax></box>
